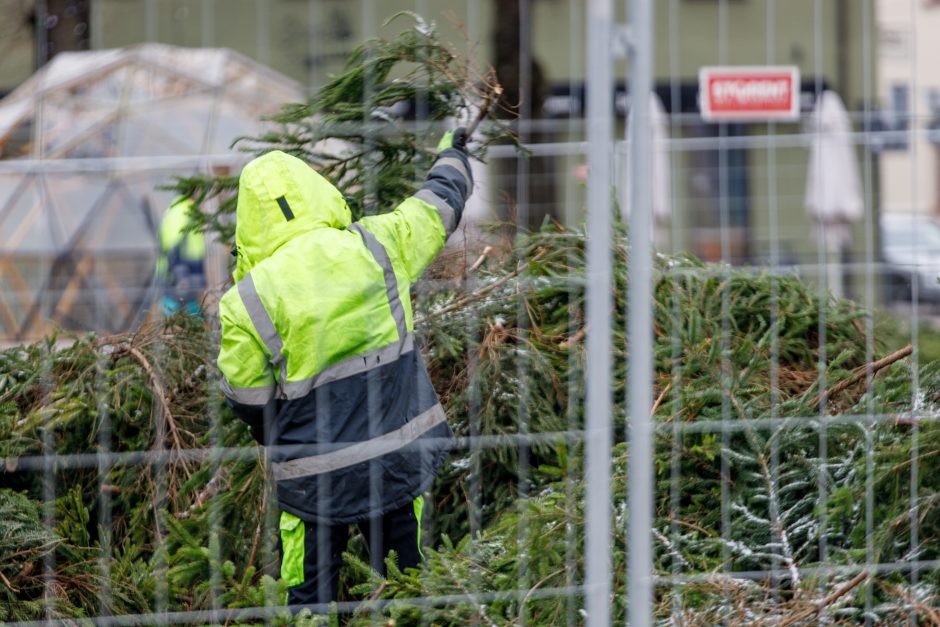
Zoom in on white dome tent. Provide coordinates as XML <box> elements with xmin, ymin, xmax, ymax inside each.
<box><xmin>0</xmin><ymin>44</ymin><xmax>302</xmax><ymax>341</ymax></box>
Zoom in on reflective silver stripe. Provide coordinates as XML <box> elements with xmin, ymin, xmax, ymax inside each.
<box><xmin>272</xmin><ymin>403</ymin><xmax>447</xmax><ymax>480</ymax></box>
<box><xmin>431</xmin><ymin>156</ymin><xmax>471</xmax><ymax>194</ymax></box>
<box><xmin>348</xmin><ymin>223</ymin><xmax>407</xmax><ymax>339</ymax></box>
<box><xmin>414</xmin><ymin>189</ymin><xmax>457</xmax><ymax>236</ymax></box>
<box><xmin>279</xmin><ymin>333</ymin><xmax>415</xmax><ymax>400</ymax></box>
<box><xmin>220</xmin><ymin>378</ymin><xmax>274</xmax><ymax>405</ymax></box>
<box><xmin>237</xmin><ymin>272</ymin><xmax>287</xmax><ymax>386</ymax></box>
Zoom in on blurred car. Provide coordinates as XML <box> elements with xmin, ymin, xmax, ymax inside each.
<box><xmin>881</xmin><ymin>212</ymin><xmax>940</xmax><ymax>303</ymax></box>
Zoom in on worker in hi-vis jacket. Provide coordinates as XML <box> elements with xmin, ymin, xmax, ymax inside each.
<box><xmin>157</xmin><ymin>195</ymin><xmax>206</xmax><ymax>316</ymax></box>
<box><xmin>217</xmin><ymin>128</ymin><xmax>472</xmax><ymax>607</ymax></box>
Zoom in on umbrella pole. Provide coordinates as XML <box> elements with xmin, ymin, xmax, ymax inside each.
<box><xmin>828</xmin><ymin>245</ymin><xmax>843</xmax><ymax>299</ymax></box>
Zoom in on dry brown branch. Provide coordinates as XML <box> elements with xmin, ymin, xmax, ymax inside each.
<box><xmin>559</xmin><ymin>326</ymin><xmax>585</xmax><ymax>349</ymax></box>
<box><xmin>246</xmin><ymin>471</ymin><xmax>267</xmax><ymax>568</ymax></box>
<box><xmin>809</xmin><ymin>344</ymin><xmax>913</xmax><ymax>408</ymax></box>
<box><xmin>778</xmin><ymin>569</ymin><xmax>869</xmax><ymax>627</ymax></box>
<box><xmin>468</xmin><ymin>245</ymin><xmax>493</xmax><ymax>274</ymax></box>
<box><xmin>368</xmin><ymin>581</ymin><xmax>388</xmax><ymax>602</ymax></box>
<box><xmin>417</xmin><ymin>247</ymin><xmax>549</xmax><ymax>325</ymax></box>
<box><xmin>5</xmin><ymin>539</ymin><xmax>59</xmax><ymax>565</ymax></box>
<box><xmin>177</xmin><ymin>466</ymin><xmax>226</xmax><ymax>519</ymax></box>
<box><xmin>10</xmin><ymin>559</ymin><xmax>35</xmax><ymax>587</ymax></box>
<box><xmin>651</xmin><ymin>381</ymin><xmax>672</xmax><ymax>416</ymax></box>
<box><xmin>120</xmin><ymin>344</ymin><xmax>192</xmax><ymax>478</ymax></box>
<box><xmin>244</xmin><ymin>521</ymin><xmax>263</xmax><ymax>575</ymax></box>
<box><xmin>519</xmin><ymin>567</ymin><xmax>566</xmax><ymax>617</ymax></box>
<box><xmin>0</xmin><ymin>569</ymin><xmax>18</xmax><ymax>593</ymax></box>
<box><xmin>465</xmin><ymin>81</ymin><xmax>504</xmax><ymax>138</ymax></box>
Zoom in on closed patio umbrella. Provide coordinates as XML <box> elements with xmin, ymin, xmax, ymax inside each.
<box><xmin>805</xmin><ymin>90</ymin><xmax>863</xmax><ymax>298</ymax></box>
<box><xmin>625</xmin><ymin>92</ymin><xmax>672</xmax><ymax>249</ymax></box>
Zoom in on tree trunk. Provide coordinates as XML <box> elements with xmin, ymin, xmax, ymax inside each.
<box><xmin>35</xmin><ymin>0</ymin><xmax>90</xmax><ymax>66</ymax></box>
<box><xmin>492</xmin><ymin>0</ymin><xmax>558</xmax><ymax>229</ymax></box>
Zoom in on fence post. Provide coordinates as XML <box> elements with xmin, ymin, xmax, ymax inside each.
<box><xmin>584</xmin><ymin>0</ymin><xmax>614</xmax><ymax>625</ymax></box>
<box><xmin>627</xmin><ymin>0</ymin><xmax>655</xmax><ymax>625</ymax></box>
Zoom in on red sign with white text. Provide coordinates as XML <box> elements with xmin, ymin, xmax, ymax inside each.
<box><xmin>699</xmin><ymin>66</ymin><xmax>801</xmax><ymax>122</ymax></box>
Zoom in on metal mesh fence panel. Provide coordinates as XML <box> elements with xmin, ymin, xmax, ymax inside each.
<box><xmin>3</xmin><ymin>0</ymin><xmax>940</xmax><ymax>625</ymax></box>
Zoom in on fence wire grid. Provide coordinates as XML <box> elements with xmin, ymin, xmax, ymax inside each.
<box><xmin>2</xmin><ymin>0</ymin><xmax>940</xmax><ymax>625</ymax></box>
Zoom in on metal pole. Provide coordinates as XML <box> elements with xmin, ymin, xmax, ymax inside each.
<box><xmin>145</xmin><ymin>0</ymin><xmax>157</xmax><ymax>42</ymax></box>
<box><xmin>34</xmin><ymin>0</ymin><xmax>48</xmax><ymax>69</ymax></box>
<box><xmin>627</xmin><ymin>0</ymin><xmax>654</xmax><ymax>624</ymax></box>
<box><xmin>584</xmin><ymin>0</ymin><xmax>613</xmax><ymax>624</ymax></box>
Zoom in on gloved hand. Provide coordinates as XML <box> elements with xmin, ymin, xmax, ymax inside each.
<box><xmin>437</xmin><ymin>127</ymin><xmax>469</xmax><ymax>153</ymax></box>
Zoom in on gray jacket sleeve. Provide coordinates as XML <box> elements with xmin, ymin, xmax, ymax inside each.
<box><xmin>413</xmin><ymin>148</ymin><xmax>473</xmax><ymax>237</ymax></box>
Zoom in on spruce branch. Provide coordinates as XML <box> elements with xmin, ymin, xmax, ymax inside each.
<box><xmin>173</xmin><ymin>12</ymin><xmax>511</xmax><ymax>237</ymax></box>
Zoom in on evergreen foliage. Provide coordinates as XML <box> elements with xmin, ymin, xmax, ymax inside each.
<box><xmin>171</xmin><ymin>12</ymin><xmax>505</xmax><ymax>242</ymax></box>
<box><xmin>380</xmin><ymin>225</ymin><xmax>940</xmax><ymax>624</ymax></box>
<box><xmin>3</xmin><ymin>225</ymin><xmax>939</xmax><ymax>623</ymax></box>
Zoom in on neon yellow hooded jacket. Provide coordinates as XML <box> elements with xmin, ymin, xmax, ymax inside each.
<box><xmin>217</xmin><ymin>148</ymin><xmax>472</xmax><ymax>523</ymax></box>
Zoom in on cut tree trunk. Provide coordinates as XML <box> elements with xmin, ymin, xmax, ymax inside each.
<box><xmin>492</xmin><ymin>0</ymin><xmax>558</xmax><ymax>230</ymax></box>
<box><xmin>35</xmin><ymin>0</ymin><xmax>90</xmax><ymax>65</ymax></box>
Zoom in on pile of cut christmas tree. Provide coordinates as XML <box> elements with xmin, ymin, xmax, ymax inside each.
<box><xmin>2</xmin><ymin>15</ymin><xmax>940</xmax><ymax>625</ymax></box>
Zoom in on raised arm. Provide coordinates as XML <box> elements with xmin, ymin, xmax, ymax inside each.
<box><xmin>357</xmin><ymin>130</ymin><xmax>473</xmax><ymax>282</ymax></box>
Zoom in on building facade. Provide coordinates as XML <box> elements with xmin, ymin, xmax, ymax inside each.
<box><xmin>877</xmin><ymin>0</ymin><xmax>940</xmax><ymax>216</ymax></box>
<box><xmin>0</xmin><ymin>0</ymin><xmax>878</xmax><ymax>272</ymax></box>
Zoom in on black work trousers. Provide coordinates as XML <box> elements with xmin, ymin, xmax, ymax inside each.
<box><xmin>282</xmin><ymin>497</ymin><xmax>423</xmax><ymax>608</ymax></box>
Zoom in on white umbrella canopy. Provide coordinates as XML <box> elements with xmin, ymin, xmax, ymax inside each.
<box><xmin>805</xmin><ymin>90</ymin><xmax>863</xmax><ymax>297</ymax></box>
<box><xmin>624</xmin><ymin>92</ymin><xmax>672</xmax><ymax>248</ymax></box>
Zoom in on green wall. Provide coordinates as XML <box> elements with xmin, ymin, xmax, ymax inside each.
<box><xmin>92</xmin><ymin>0</ymin><xmax>487</xmax><ymax>92</ymax></box>
<box><xmin>0</xmin><ymin>1</ymin><xmax>37</xmax><ymax>94</ymax></box>
<box><xmin>0</xmin><ymin>0</ymin><xmax>878</xmax><ymax>292</ymax></box>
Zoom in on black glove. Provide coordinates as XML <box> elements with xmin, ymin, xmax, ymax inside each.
<box><xmin>437</xmin><ymin>127</ymin><xmax>469</xmax><ymax>153</ymax></box>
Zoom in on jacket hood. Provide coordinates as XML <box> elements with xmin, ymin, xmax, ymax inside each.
<box><xmin>233</xmin><ymin>150</ymin><xmax>351</xmax><ymax>281</ymax></box>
